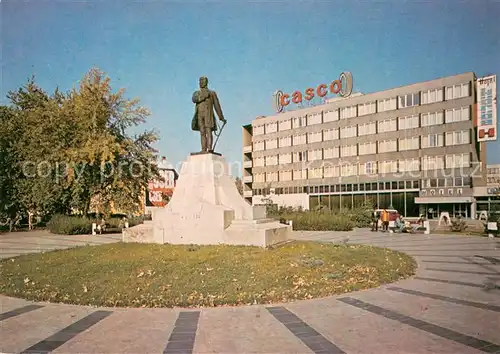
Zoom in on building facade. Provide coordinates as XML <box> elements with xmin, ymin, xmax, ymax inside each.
<box><xmin>242</xmin><ymin>72</ymin><xmax>498</xmax><ymax>219</ymax></box>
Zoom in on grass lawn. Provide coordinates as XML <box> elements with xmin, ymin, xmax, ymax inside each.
<box><xmin>0</xmin><ymin>241</ymin><xmax>416</xmax><ymax>308</ymax></box>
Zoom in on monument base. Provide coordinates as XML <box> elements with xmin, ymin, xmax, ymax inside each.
<box><xmin>123</xmin><ymin>153</ymin><xmax>291</xmax><ymax>248</ymax></box>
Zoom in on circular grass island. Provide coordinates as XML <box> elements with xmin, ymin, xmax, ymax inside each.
<box><xmin>0</xmin><ymin>241</ymin><xmax>416</xmax><ymax>308</ymax></box>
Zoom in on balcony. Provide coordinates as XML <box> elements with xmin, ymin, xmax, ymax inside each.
<box><xmin>243</xmin><ymin>160</ymin><xmax>253</xmax><ymax>168</ymax></box>
<box><xmin>243</xmin><ymin>145</ymin><xmax>252</xmax><ymax>153</ymax></box>
<box><xmin>244</xmin><ymin>190</ymin><xmax>253</xmax><ymax>197</ymax></box>
<box><xmin>243</xmin><ymin>175</ymin><xmax>253</xmax><ymax>183</ymax></box>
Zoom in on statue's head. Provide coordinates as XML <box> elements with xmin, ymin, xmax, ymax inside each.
<box><xmin>199</xmin><ymin>77</ymin><xmax>208</xmax><ymax>89</ymax></box>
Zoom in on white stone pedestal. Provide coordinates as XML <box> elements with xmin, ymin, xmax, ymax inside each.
<box><xmin>123</xmin><ymin>153</ymin><xmax>291</xmax><ymax>247</ymax></box>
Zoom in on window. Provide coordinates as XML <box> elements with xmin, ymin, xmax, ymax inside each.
<box><xmin>341</xmin><ymin>144</ymin><xmax>357</xmax><ymax>157</ymax></box>
<box><xmin>378</xmin><ymin>118</ymin><xmax>397</xmax><ymax>133</ymax></box>
<box><xmin>308</xmin><ymin>113</ymin><xmax>322</xmax><ymax>125</ymax></box>
<box><xmin>266</xmin><ymin>172</ymin><xmax>278</xmax><ymax>182</ymax></box>
<box><xmin>279</xmin><ymin>136</ymin><xmax>292</xmax><ymax>147</ymax></box>
<box><xmin>379</xmin><ymin>161</ymin><xmax>398</xmax><ymax>174</ymax></box>
<box><xmin>341</xmin><ymin>164</ymin><xmax>358</xmax><ymax>176</ymax></box>
<box><xmin>422</xmin><ymin>156</ymin><xmax>445</xmax><ymax>170</ymax></box>
<box><xmin>378</xmin><ymin>97</ymin><xmax>397</xmax><ymax>112</ymax></box>
<box><xmin>445</xmin><ymin>83</ymin><xmax>470</xmax><ymax>100</ymax></box>
<box><xmin>278</xmin><ymin>170</ymin><xmax>292</xmax><ymax>181</ymax></box>
<box><xmin>363</xmin><ymin>161</ymin><xmax>377</xmax><ymax>175</ymax></box>
<box><xmin>324</xmin><ymin>165</ymin><xmax>340</xmax><ymax>177</ymax></box>
<box><xmin>358</xmin><ymin>122</ymin><xmax>376</xmax><ymax>136</ymax></box>
<box><xmin>421</xmin><ymin>111</ymin><xmax>444</xmax><ymax>127</ymax></box>
<box><xmin>254</xmin><ymin>173</ymin><xmax>265</xmax><ymax>183</ymax></box>
<box><xmin>307</xmin><ymin>131</ymin><xmax>322</xmax><ymax>143</ymax></box>
<box><xmin>278</xmin><ymin>153</ymin><xmax>292</xmax><ymax>164</ymax></box>
<box><xmin>399</xmin><ymin>115</ymin><xmax>419</xmax><ymax>130</ymax></box>
<box><xmin>399</xmin><ymin>136</ymin><xmax>419</xmax><ymax>151</ymax></box>
<box><xmin>445</xmin><ymin>106</ymin><xmax>470</xmax><ymax>123</ymax></box>
<box><xmin>359</xmin><ymin>142</ymin><xmax>377</xmax><ymax>155</ymax></box>
<box><xmin>292</xmin><ymin>116</ymin><xmax>307</xmax><ymax>128</ymax></box>
<box><xmin>266</xmin><ymin>122</ymin><xmax>277</xmax><ymax>134</ymax></box>
<box><xmin>445</xmin><ymin>130</ymin><xmax>470</xmax><ymax>146</ymax></box>
<box><xmin>339</xmin><ymin>105</ymin><xmax>357</xmax><ymax>119</ymax></box>
<box><xmin>293</xmin><ymin>169</ymin><xmax>307</xmax><ymax>180</ymax></box>
<box><xmin>422</xmin><ymin>134</ymin><xmax>444</xmax><ymax>148</ymax></box>
<box><xmin>278</xmin><ymin>119</ymin><xmax>292</xmax><ymax>131</ymax></box>
<box><xmin>324</xmin><ymin>147</ymin><xmax>339</xmax><ymax>159</ymax></box>
<box><xmin>378</xmin><ymin>140</ymin><xmax>397</xmax><ymax>153</ymax></box>
<box><xmin>265</xmin><ymin>155</ymin><xmax>278</xmax><ymax>166</ymax></box>
<box><xmin>309</xmin><ymin>168</ymin><xmax>323</xmax><ymax>179</ymax></box>
<box><xmin>265</xmin><ymin>138</ymin><xmax>278</xmax><ymax>149</ymax></box>
<box><xmin>421</xmin><ymin>88</ymin><xmax>444</xmax><ymax>104</ymax></box>
<box><xmin>399</xmin><ymin>159</ymin><xmax>420</xmax><ymax>172</ymax></box>
<box><xmin>293</xmin><ymin>151</ymin><xmax>308</xmax><ymax>162</ymax></box>
<box><xmin>323</xmin><ymin>110</ymin><xmax>339</xmax><ymax>122</ymax></box>
<box><xmin>340</xmin><ymin>125</ymin><xmax>357</xmax><ymax>139</ymax></box>
<box><xmin>292</xmin><ymin>134</ymin><xmax>307</xmax><ymax>145</ymax></box>
<box><xmin>323</xmin><ymin>128</ymin><xmax>339</xmax><ymax>141</ymax></box>
<box><xmin>358</xmin><ymin>101</ymin><xmax>376</xmax><ymax>116</ymax></box>
<box><xmin>253</xmin><ymin>125</ymin><xmax>265</xmax><ymax>135</ymax></box>
<box><xmin>446</xmin><ymin>153</ymin><xmax>470</xmax><ymax>168</ymax></box>
<box><xmin>253</xmin><ymin>141</ymin><xmax>265</xmax><ymax>151</ymax></box>
<box><xmin>309</xmin><ymin>149</ymin><xmax>323</xmax><ymax>161</ymax></box>
<box><xmin>254</xmin><ymin>157</ymin><xmax>265</xmax><ymax>167</ymax></box>
<box><xmin>398</xmin><ymin>92</ymin><xmax>420</xmax><ymax>108</ymax></box>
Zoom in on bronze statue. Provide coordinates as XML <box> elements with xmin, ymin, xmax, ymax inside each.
<box><xmin>191</xmin><ymin>77</ymin><xmax>226</xmax><ymax>153</ymax></box>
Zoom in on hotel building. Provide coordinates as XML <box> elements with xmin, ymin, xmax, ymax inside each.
<box><xmin>242</xmin><ymin>72</ymin><xmax>498</xmax><ymax>219</ymax></box>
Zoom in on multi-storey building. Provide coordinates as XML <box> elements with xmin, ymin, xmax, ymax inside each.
<box><xmin>242</xmin><ymin>72</ymin><xmax>498</xmax><ymax>219</ymax></box>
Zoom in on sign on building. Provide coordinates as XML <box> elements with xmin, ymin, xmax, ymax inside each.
<box><xmin>476</xmin><ymin>75</ymin><xmax>497</xmax><ymax>142</ymax></box>
<box><xmin>273</xmin><ymin>72</ymin><xmax>353</xmax><ymax>113</ymax></box>
<box><xmin>146</xmin><ymin>158</ymin><xmax>178</xmax><ymax>207</ymax></box>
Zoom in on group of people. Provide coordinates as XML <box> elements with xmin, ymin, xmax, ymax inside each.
<box><xmin>371</xmin><ymin>206</ymin><xmax>418</xmax><ymax>233</ymax></box>
<box><xmin>371</xmin><ymin>207</ymin><xmax>390</xmax><ymax>232</ymax></box>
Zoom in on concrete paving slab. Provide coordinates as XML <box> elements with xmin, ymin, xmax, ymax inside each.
<box><xmin>52</xmin><ymin>309</ymin><xmax>177</xmax><ymax>354</ymax></box>
<box><xmin>350</xmin><ymin>287</ymin><xmax>500</xmax><ymax>344</ymax></box>
<box><xmin>194</xmin><ymin>306</ymin><xmax>311</xmax><ymax>354</ymax></box>
<box><xmin>287</xmin><ymin>297</ymin><xmax>482</xmax><ymax>354</ymax></box>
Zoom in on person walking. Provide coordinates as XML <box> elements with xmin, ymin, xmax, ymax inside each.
<box><xmin>371</xmin><ymin>205</ymin><xmax>380</xmax><ymax>231</ymax></box>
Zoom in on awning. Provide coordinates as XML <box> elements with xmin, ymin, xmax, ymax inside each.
<box><xmin>415</xmin><ymin>197</ymin><xmax>474</xmax><ymax>204</ymax></box>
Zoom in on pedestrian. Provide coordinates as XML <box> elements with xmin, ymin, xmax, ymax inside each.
<box><xmin>371</xmin><ymin>205</ymin><xmax>380</xmax><ymax>231</ymax></box>
<box><xmin>381</xmin><ymin>208</ymin><xmax>390</xmax><ymax>232</ymax></box>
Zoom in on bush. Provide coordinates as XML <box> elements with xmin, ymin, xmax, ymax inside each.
<box><xmin>47</xmin><ymin>214</ymin><xmax>91</xmax><ymax>235</ymax></box>
<box><xmin>450</xmin><ymin>217</ymin><xmax>468</xmax><ymax>233</ymax></box>
<box><xmin>267</xmin><ymin>204</ymin><xmax>371</xmax><ymax>231</ymax></box>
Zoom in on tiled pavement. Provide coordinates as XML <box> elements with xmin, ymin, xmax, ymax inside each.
<box><xmin>1</xmin><ymin>230</ymin><xmax>499</xmax><ymax>353</ymax></box>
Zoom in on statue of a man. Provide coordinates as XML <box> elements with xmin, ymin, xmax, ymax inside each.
<box><xmin>191</xmin><ymin>77</ymin><xmax>226</xmax><ymax>153</ymax></box>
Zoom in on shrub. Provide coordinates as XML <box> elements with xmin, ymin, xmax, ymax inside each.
<box><xmin>450</xmin><ymin>217</ymin><xmax>468</xmax><ymax>233</ymax></box>
<box><xmin>47</xmin><ymin>214</ymin><xmax>91</xmax><ymax>235</ymax></box>
<box><xmin>267</xmin><ymin>205</ymin><xmax>370</xmax><ymax>230</ymax></box>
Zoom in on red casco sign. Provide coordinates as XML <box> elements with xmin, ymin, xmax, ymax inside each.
<box><xmin>273</xmin><ymin>72</ymin><xmax>353</xmax><ymax>113</ymax></box>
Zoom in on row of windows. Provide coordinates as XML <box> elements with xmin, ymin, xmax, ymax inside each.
<box><xmin>253</xmin><ymin>131</ymin><xmax>471</xmax><ymax>165</ymax></box>
<box><xmin>253</xmin><ymin>82</ymin><xmax>471</xmax><ymax>135</ymax></box>
<box><xmin>252</xmin><ymin>176</ymin><xmax>471</xmax><ymax>196</ymax></box>
<box><xmin>253</xmin><ymin>154</ymin><xmax>472</xmax><ymax>182</ymax></box>
<box><xmin>253</xmin><ymin>107</ymin><xmax>471</xmax><ymax>150</ymax></box>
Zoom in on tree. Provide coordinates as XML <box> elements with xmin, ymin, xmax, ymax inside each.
<box><xmin>1</xmin><ymin>68</ymin><xmax>162</xmax><ymax>224</ymax></box>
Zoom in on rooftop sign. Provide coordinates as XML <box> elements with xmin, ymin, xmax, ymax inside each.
<box><xmin>273</xmin><ymin>72</ymin><xmax>353</xmax><ymax>113</ymax></box>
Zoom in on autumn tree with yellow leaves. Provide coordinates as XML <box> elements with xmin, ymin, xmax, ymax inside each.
<box><xmin>0</xmin><ymin>68</ymin><xmax>161</xmax><ymax>224</ymax></box>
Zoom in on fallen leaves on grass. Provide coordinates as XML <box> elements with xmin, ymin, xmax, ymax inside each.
<box><xmin>0</xmin><ymin>241</ymin><xmax>416</xmax><ymax>308</ymax></box>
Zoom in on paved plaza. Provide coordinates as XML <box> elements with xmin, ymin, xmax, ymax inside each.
<box><xmin>1</xmin><ymin>230</ymin><xmax>499</xmax><ymax>353</ymax></box>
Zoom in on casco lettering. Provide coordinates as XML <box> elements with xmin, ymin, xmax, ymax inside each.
<box><xmin>273</xmin><ymin>72</ymin><xmax>353</xmax><ymax>113</ymax></box>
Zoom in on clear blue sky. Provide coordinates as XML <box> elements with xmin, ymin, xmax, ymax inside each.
<box><xmin>2</xmin><ymin>0</ymin><xmax>500</xmax><ymax>175</ymax></box>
